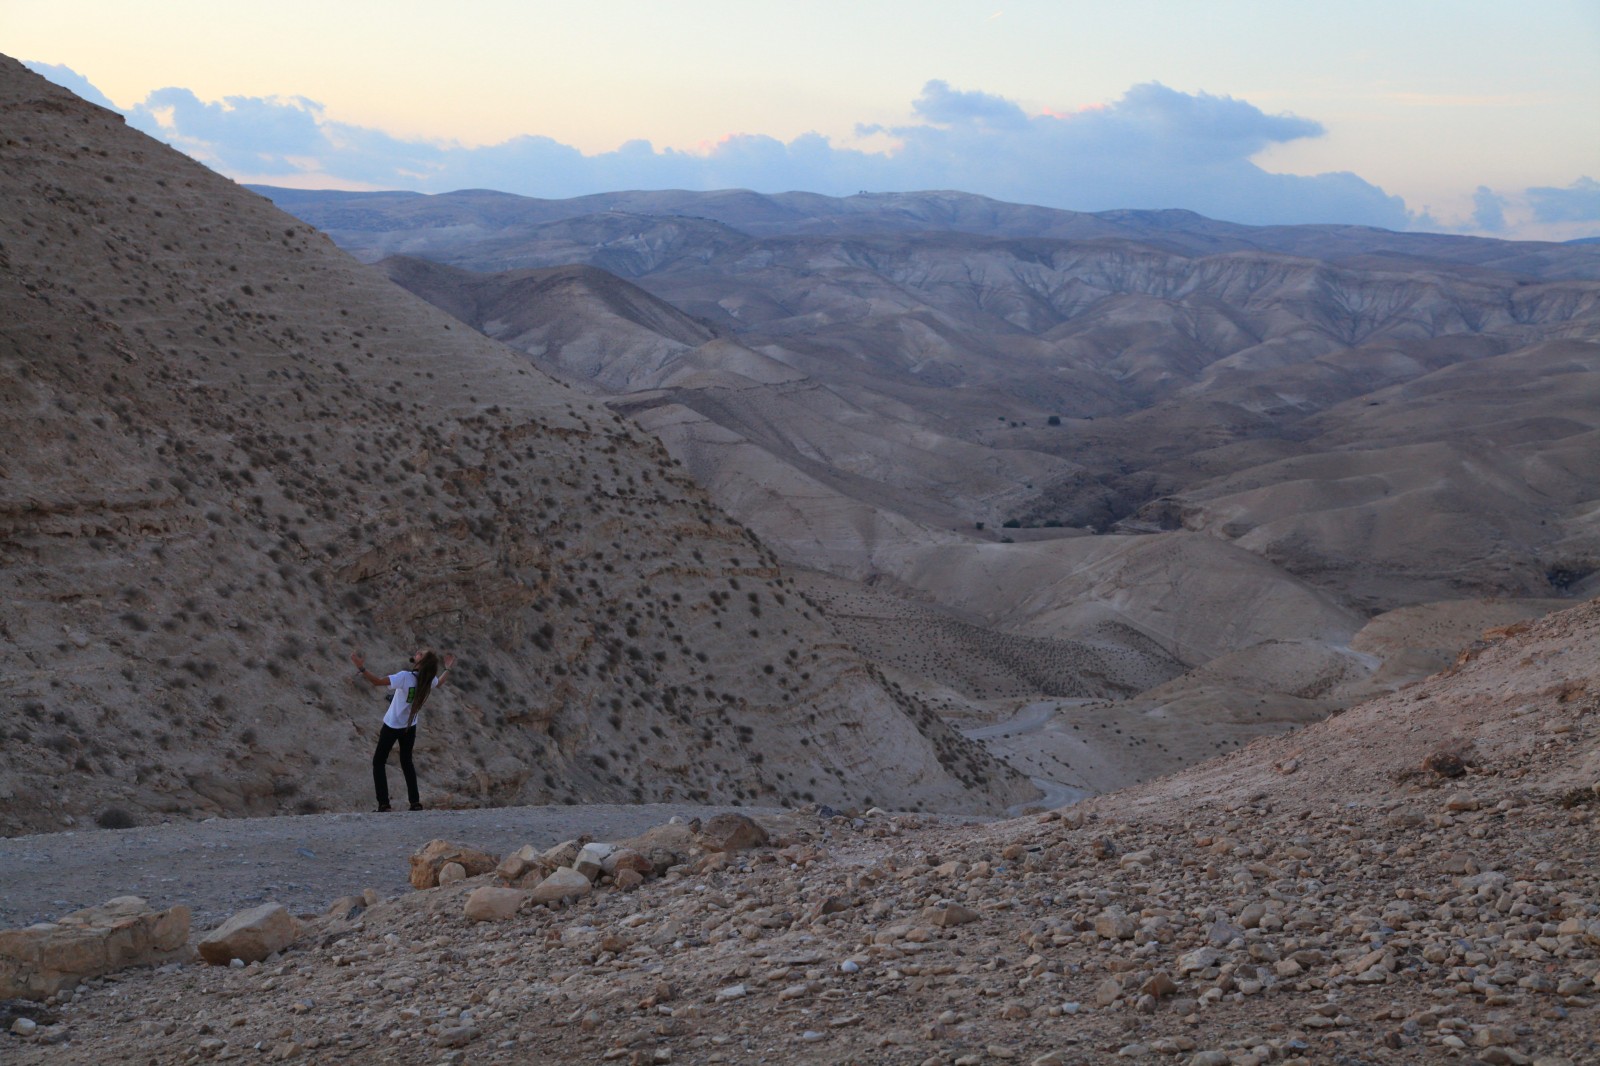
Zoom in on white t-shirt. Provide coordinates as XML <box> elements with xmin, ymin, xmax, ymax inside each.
<box><xmin>382</xmin><ymin>670</ymin><xmax>440</xmax><ymax>729</ymax></box>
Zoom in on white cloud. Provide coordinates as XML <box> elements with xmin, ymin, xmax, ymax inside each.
<box><xmin>1472</xmin><ymin>186</ymin><xmax>1508</xmax><ymax>232</ymax></box>
<box><xmin>14</xmin><ymin>64</ymin><xmax>1500</xmax><ymax>232</ymax></box>
<box><xmin>1528</xmin><ymin>177</ymin><xmax>1600</xmax><ymax>224</ymax></box>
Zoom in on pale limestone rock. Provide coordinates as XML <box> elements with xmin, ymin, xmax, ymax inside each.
<box><xmin>463</xmin><ymin>886</ymin><xmax>527</xmax><ymax>922</ymax></box>
<box><xmin>0</xmin><ymin>896</ymin><xmax>190</xmax><ymax>1000</ymax></box>
<box><xmin>529</xmin><ymin>867</ymin><xmax>593</xmax><ymax>905</ymax></box>
<box><xmin>924</xmin><ymin>903</ymin><xmax>979</xmax><ymax>928</ymax></box>
<box><xmin>197</xmin><ymin>903</ymin><xmax>298</xmax><ymax>966</ymax></box>
<box><xmin>538</xmin><ymin>839</ymin><xmax>585</xmax><ymax>870</ymax></box>
<box><xmin>1095</xmin><ymin>909</ymin><xmax>1137</xmax><ymax>940</ymax></box>
<box><xmin>436</xmin><ymin>861</ymin><xmax>467</xmax><ymax>887</ymax></box>
<box><xmin>495</xmin><ymin>845</ymin><xmax>543</xmax><ymax>884</ymax></box>
<box><xmin>573</xmin><ymin>842</ymin><xmax>616</xmax><ymax>881</ymax></box>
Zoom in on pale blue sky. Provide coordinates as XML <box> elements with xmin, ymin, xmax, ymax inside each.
<box><xmin>12</xmin><ymin>0</ymin><xmax>1600</xmax><ymax>237</ymax></box>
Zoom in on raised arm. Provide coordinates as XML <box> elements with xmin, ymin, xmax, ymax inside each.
<box><xmin>349</xmin><ymin>650</ymin><xmax>391</xmax><ymax>687</ymax></box>
<box><xmin>435</xmin><ymin>652</ymin><xmax>457</xmax><ymax>688</ymax></box>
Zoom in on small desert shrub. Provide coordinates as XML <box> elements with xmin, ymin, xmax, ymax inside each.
<box><xmin>96</xmin><ymin>807</ymin><xmax>136</xmax><ymax>830</ymax></box>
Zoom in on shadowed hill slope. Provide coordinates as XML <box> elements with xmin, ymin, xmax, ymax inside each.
<box><xmin>0</xmin><ymin>55</ymin><xmax>1033</xmax><ymax>836</ymax></box>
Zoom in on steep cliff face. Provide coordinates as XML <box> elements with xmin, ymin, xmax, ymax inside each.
<box><xmin>0</xmin><ymin>56</ymin><xmax>1032</xmax><ymax>835</ymax></box>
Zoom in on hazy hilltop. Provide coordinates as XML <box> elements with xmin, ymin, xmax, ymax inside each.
<box><xmin>257</xmin><ymin>185</ymin><xmax>1600</xmax><ymax>281</ymax></box>
<box><xmin>0</xmin><ymin>55</ymin><xmax>1034</xmax><ymax>836</ymax></box>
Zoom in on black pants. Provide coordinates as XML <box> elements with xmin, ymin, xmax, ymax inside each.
<box><xmin>372</xmin><ymin>724</ymin><xmax>418</xmax><ymax>808</ymax></box>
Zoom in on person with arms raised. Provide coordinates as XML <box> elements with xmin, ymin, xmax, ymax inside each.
<box><xmin>351</xmin><ymin>647</ymin><xmax>456</xmax><ymax>811</ymax></box>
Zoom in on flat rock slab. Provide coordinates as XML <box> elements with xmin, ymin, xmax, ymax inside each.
<box><xmin>0</xmin><ymin>896</ymin><xmax>189</xmax><ymax>1000</ymax></box>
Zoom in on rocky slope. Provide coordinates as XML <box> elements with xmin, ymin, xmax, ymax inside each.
<box><xmin>6</xmin><ymin>596</ymin><xmax>1597</xmax><ymax>1065</ymax></box>
<box><xmin>0</xmin><ymin>55</ymin><xmax>1033</xmax><ymax>835</ymax></box>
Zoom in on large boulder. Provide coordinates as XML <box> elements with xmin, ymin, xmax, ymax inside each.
<box><xmin>615</xmin><ymin>821</ymin><xmax>698</xmax><ymax>873</ymax></box>
<box><xmin>573</xmin><ymin>842</ymin><xmax>616</xmax><ymax>881</ymax></box>
<box><xmin>409</xmin><ymin>840</ymin><xmax>499</xmax><ymax>889</ymax></box>
<box><xmin>463</xmin><ymin>887</ymin><xmax>527</xmax><ymax>923</ymax></box>
<box><xmin>538</xmin><ymin>839</ymin><xmax>587</xmax><ymax>870</ymax></box>
<box><xmin>528</xmin><ymin>867</ymin><xmax>593</xmax><ymax>905</ymax></box>
<box><xmin>602</xmin><ymin>848</ymin><xmax>654</xmax><ymax>878</ymax></box>
<box><xmin>495</xmin><ymin>844</ymin><xmax>544</xmax><ymax>884</ymax></box>
<box><xmin>697</xmin><ymin>813</ymin><xmax>769</xmax><ymax>853</ymax></box>
<box><xmin>0</xmin><ymin>897</ymin><xmax>190</xmax><ymax>1000</ymax></box>
<box><xmin>197</xmin><ymin>903</ymin><xmax>299</xmax><ymax>966</ymax></box>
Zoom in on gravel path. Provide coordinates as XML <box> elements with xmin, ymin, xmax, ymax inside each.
<box><xmin>960</xmin><ymin>702</ymin><xmax>1094</xmax><ymax>814</ymax></box>
<box><xmin>0</xmin><ymin>803</ymin><xmax>789</xmax><ymax>931</ymax></box>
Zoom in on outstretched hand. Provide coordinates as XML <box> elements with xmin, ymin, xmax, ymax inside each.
<box><xmin>444</xmin><ymin>653</ymin><xmax>457</xmax><ymax>669</ymax></box>
<box><xmin>349</xmin><ymin>650</ymin><xmax>365</xmax><ymax>670</ymax></box>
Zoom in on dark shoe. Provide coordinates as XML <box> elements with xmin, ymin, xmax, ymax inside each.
<box><xmin>408</xmin><ymin>803</ymin><xmax>424</xmax><ymax>811</ymax></box>
<box><xmin>376</xmin><ymin>804</ymin><xmax>392</xmax><ymax>812</ymax></box>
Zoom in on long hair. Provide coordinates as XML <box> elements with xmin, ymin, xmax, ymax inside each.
<box><xmin>408</xmin><ymin>651</ymin><xmax>440</xmax><ymax>723</ymax></box>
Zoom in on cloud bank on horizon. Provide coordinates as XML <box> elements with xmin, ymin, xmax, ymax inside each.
<box><xmin>26</xmin><ymin>62</ymin><xmax>1598</xmax><ymax>237</ymax></box>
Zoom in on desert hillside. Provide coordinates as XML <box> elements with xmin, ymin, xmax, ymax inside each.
<box><xmin>0</xmin><ymin>55</ymin><xmax>1033</xmax><ymax>836</ymax></box>
<box><xmin>6</xmin><ymin>594</ymin><xmax>1596</xmax><ymax>1065</ymax></box>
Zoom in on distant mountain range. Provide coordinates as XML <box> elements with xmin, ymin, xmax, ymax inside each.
<box><xmin>249</xmin><ymin>183</ymin><xmax>1600</xmax><ymax>793</ymax></box>
<box><xmin>254</xmin><ymin>185</ymin><xmax>1600</xmax><ymax>281</ymax></box>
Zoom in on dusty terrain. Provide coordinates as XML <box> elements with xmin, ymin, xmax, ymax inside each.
<box><xmin>4</xmin><ymin>597</ymin><xmax>1598</xmax><ymax>1065</ymax></box>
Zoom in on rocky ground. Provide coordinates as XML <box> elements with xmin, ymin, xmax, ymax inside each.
<box><xmin>0</xmin><ymin>804</ymin><xmax>792</xmax><ymax>932</ymax></box>
<box><xmin>3</xmin><ymin>792</ymin><xmax>1596</xmax><ymax>1065</ymax></box>
<box><xmin>4</xmin><ymin>600</ymin><xmax>1599</xmax><ymax>1065</ymax></box>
